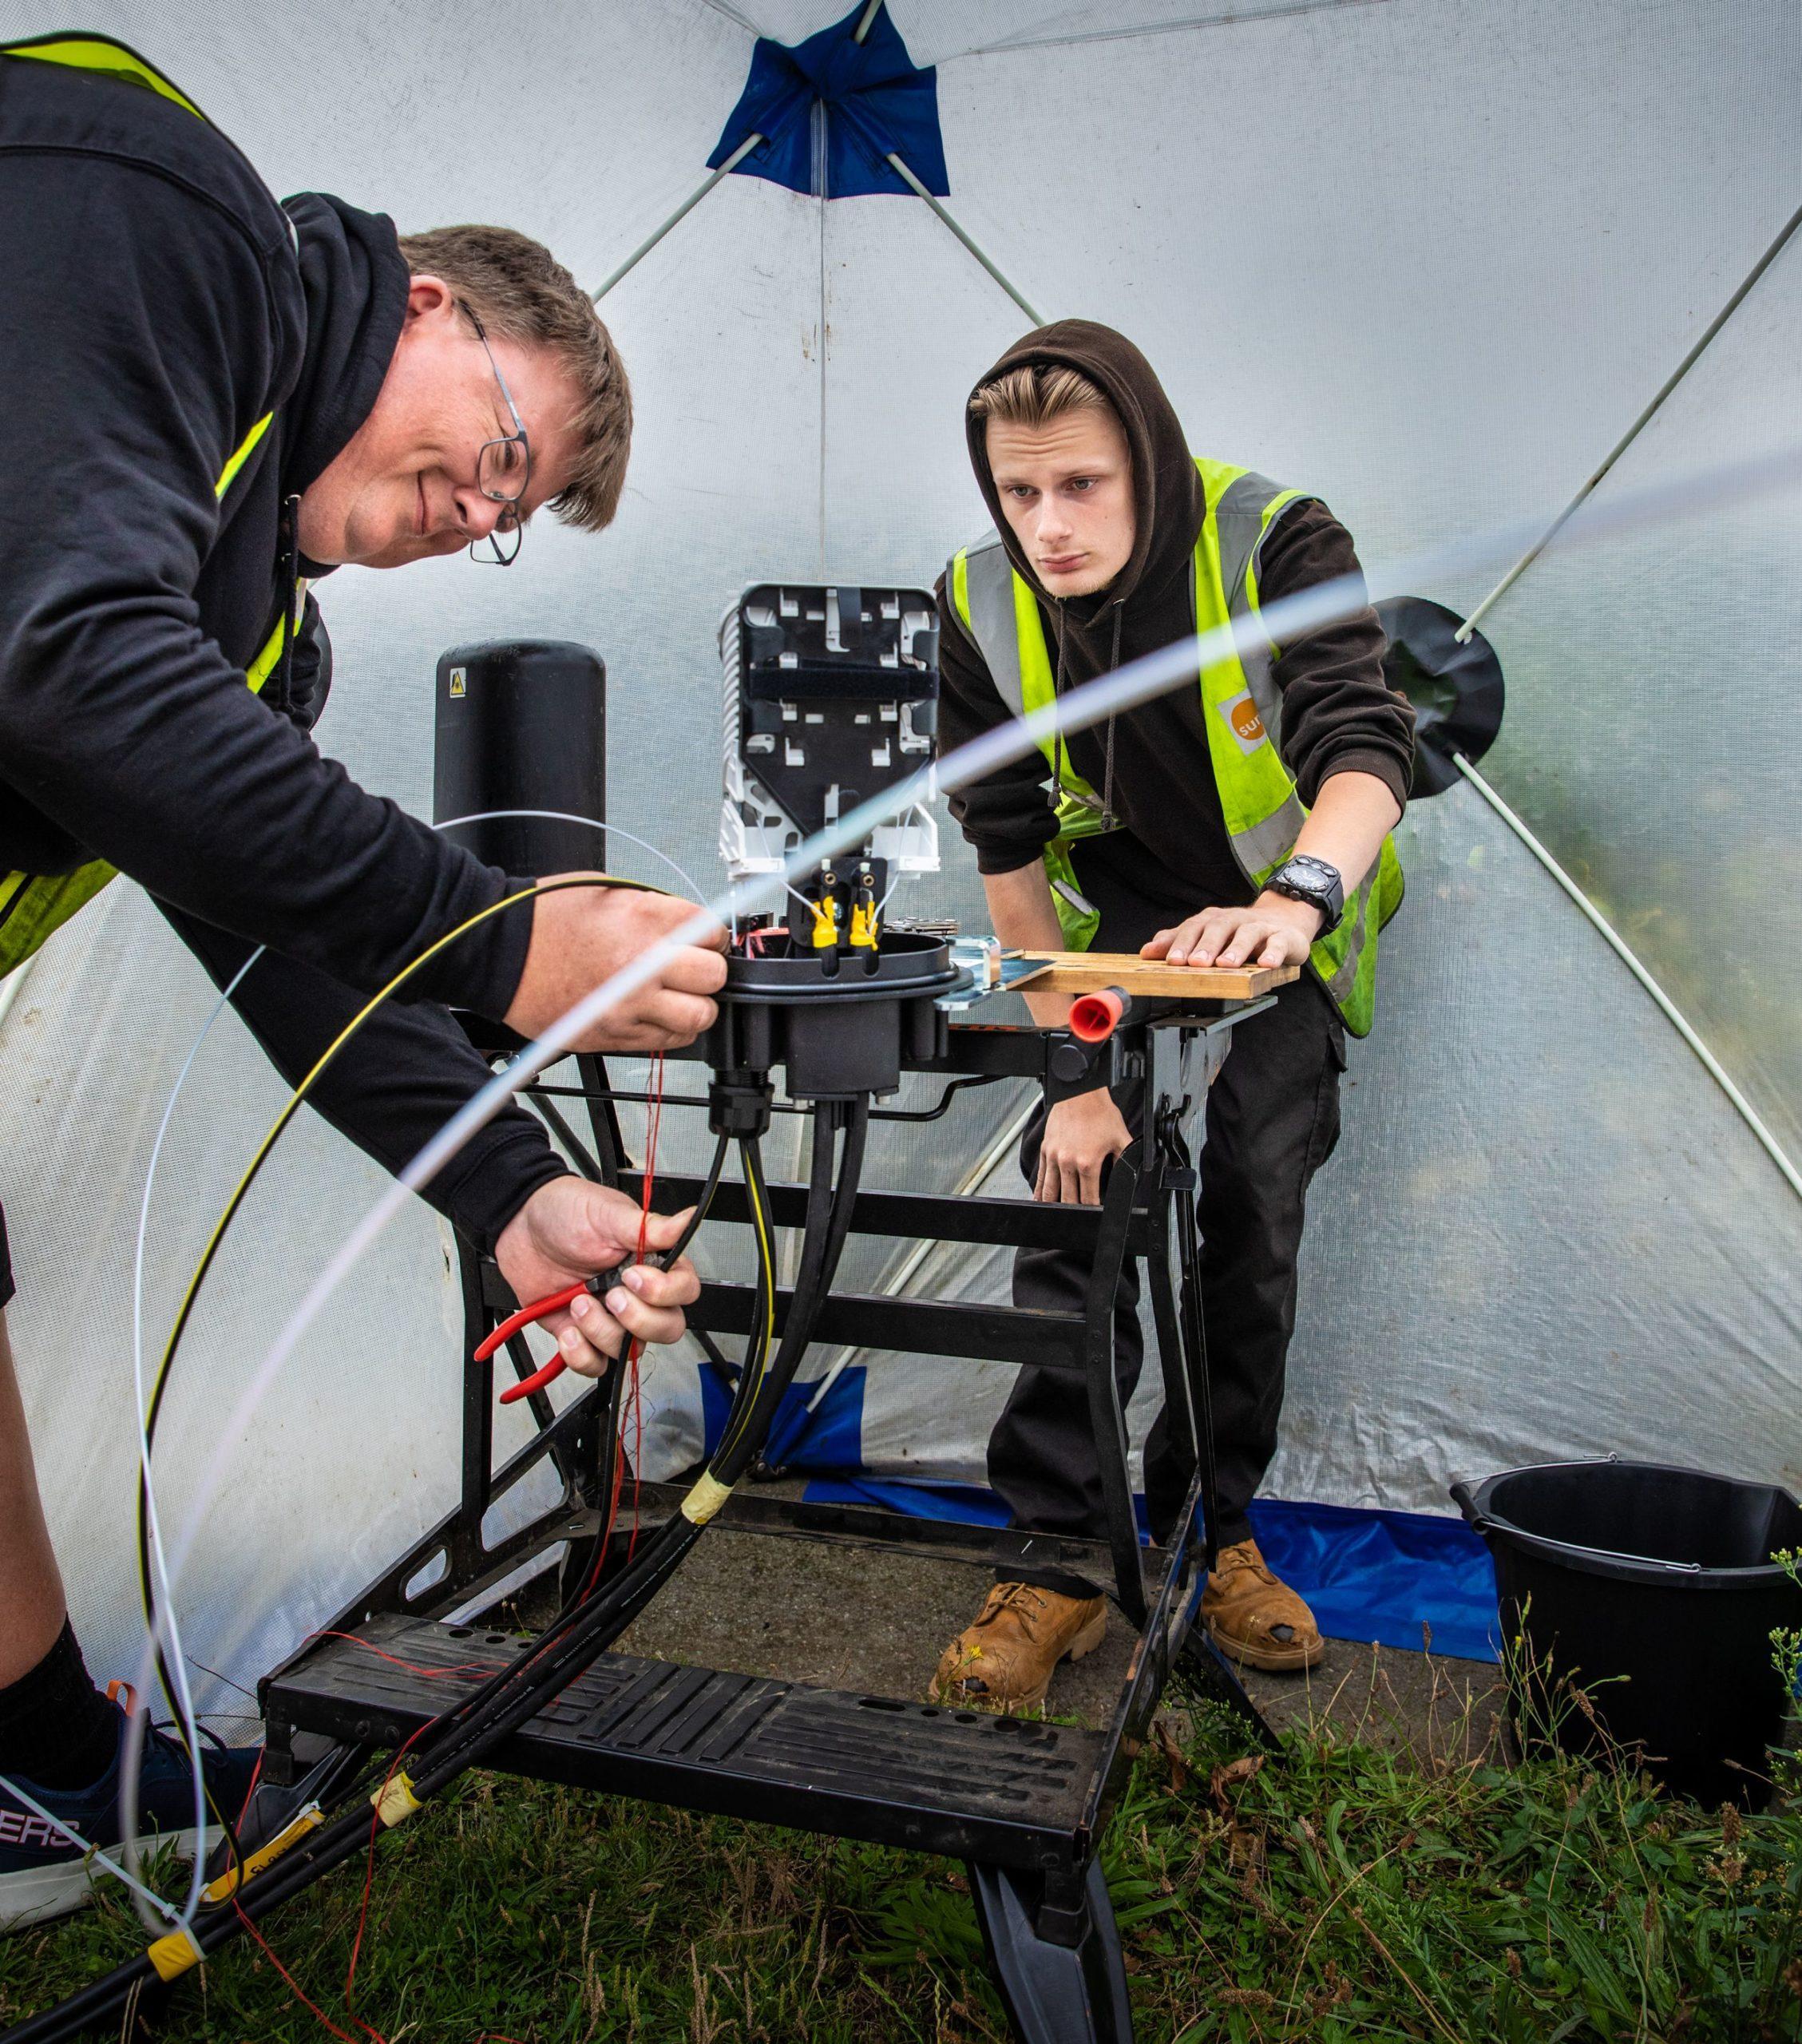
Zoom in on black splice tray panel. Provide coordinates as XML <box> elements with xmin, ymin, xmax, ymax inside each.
<box><xmin>266</xmin><ymin>1613</ymin><xmax>1100</xmax><ymax>1868</ymax></box>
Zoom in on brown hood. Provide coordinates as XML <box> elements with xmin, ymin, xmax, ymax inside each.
<box><xmin>964</xmin><ymin>319</ymin><xmax>1205</xmax><ymax>638</ymax></box>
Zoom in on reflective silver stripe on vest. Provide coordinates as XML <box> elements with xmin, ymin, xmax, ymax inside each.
<box><xmin>1211</xmin><ymin>471</ymin><xmax>1308</xmax><ymax>873</ymax></box>
<box><xmin>1214</xmin><ymin>469</ymin><xmax>1286</xmax><ymax>751</ymax></box>
<box><xmin>955</xmin><ymin>534</ymin><xmax>1026</xmax><ymax>716</ymax></box>
<box><xmin>1323</xmin><ymin>869</ymin><xmax>1373</xmax><ymax>1003</ymax></box>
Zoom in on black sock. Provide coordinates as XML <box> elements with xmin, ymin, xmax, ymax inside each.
<box><xmin>0</xmin><ymin>1619</ymin><xmax>121</xmax><ymax>1792</ymax></box>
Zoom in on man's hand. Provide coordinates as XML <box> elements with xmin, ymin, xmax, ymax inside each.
<box><xmin>505</xmin><ymin>877</ymin><xmax>728</xmax><ymax>1052</ymax></box>
<box><xmin>1036</xmin><ymin>1090</ymin><xmax>1134</xmax><ymax>1206</ymax></box>
<box><xmin>493</xmin><ymin>1176</ymin><xmax>703</xmax><ymax>1380</ymax></box>
<box><xmin>1140</xmin><ymin>890</ymin><xmax>1323</xmax><ymax>971</ymax></box>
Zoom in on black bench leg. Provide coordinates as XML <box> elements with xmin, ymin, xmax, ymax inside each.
<box><xmin>1177</xmin><ymin>1626</ymin><xmax>1282</xmax><ymax>1754</ymax></box>
<box><xmin>968</xmin><ymin>1860</ymin><xmax>1133</xmax><ymax>2044</ymax></box>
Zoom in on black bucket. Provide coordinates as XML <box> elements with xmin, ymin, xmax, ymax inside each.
<box><xmin>1452</xmin><ymin>1459</ymin><xmax>1802</xmax><ymax>1808</ymax></box>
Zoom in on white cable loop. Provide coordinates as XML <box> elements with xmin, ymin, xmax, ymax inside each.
<box><xmin>114</xmin><ymin>809</ymin><xmax>676</xmax><ymax>1932</ymax></box>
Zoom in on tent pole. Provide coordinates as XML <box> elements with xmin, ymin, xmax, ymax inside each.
<box><xmin>1455</xmin><ymin>199</ymin><xmax>1802</xmax><ymax>643</ymax></box>
<box><xmin>1453</xmin><ymin>752</ymin><xmax>1802</xmax><ymax>1202</ymax></box>
<box><xmin>949</xmin><ymin>0</ymin><xmax>1392</xmax><ymax>61</ymax></box>
<box><xmin>590</xmin><ymin>133</ymin><xmax>765</xmax><ymax>301</ymax></box>
<box><xmin>0</xmin><ymin>953</ymin><xmax>37</xmax><ymax>1046</ymax></box>
<box><xmin>885</xmin><ymin>153</ymin><xmax>1047</xmax><ymax>327</ymax></box>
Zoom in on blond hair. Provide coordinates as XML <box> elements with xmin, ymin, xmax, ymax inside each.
<box><xmin>397</xmin><ymin>224</ymin><xmax>632</xmax><ymax>534</ymax></box>
<box><xmin>968</xmin><ymin>362</ymin><xmax>1113</xmax><ymax>433</ymax></box>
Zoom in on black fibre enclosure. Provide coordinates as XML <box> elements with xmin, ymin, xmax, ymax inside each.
<box><xmin>703</xmin><ymin>934</ymin><xmax>963</xmax><ymax>1097</ymax></box>
<box><xmin>433</xmin><ymin>640</ymin><xmax>606</xmax><ymax>874</ymax></box>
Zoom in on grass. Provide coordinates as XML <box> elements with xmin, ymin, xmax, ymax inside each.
<box><xmin>4</xmin><ymin>1666</ymin><xmax>1798</xmax><ymax>2044</ymax></box>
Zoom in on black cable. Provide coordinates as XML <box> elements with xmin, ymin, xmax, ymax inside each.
<box><xmin>135</xmin><ymin>874</ymin><xmax>659</xmax><ymax>1723</ymax></box>
<box><xmin>9</xmin><ymin>1114</ymin><xmax>866</xmax><ymax>2044</ymax></box>
<box><xmin>668</xmin><ymin>1130</ymin><xmax>731</xmax><ymax>1263</ymax></box>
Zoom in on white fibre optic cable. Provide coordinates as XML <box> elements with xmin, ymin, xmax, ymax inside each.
<box><xmin>122</xmin><ymin>945</ymin><xmax>262</xmax><ymax>1931</ymax></box>
<box><xmin>118</xmin><ymin>810</ymin><xmax>681</xmax><ymax>1931</ymax></box>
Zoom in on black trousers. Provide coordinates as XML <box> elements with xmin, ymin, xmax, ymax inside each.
<box><xmin>988</xmin><ymin>974</ymin><xmax>1346</xmax><ymax>1597</ymax></box>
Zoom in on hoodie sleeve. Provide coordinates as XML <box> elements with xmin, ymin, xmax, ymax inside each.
<box><xmin>158</xmin><ymin>901</ymin><xmax>568</xmax><ymax>1254</ymax></box>
<box><xmin>1258</xmin><ymin>501</ymin><xmax>1415</xmax><ymax>814</ymax></box>
<box><xmin>0</xmin><ymin>147</ymin><xmax>528</xmax><ymax>1017</ymax></box>
<box><xmin>934</xmin><ymin>572</ymin><xmax>1061</xmax><ymax>876</ymax></box>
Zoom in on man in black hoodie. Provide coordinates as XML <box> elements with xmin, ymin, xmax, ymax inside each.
<box><xmin>931</xmin><ymin>323</ymin><xmax>1413</xmax><ymax>1712</ymax></box>
<box><xmin>0</xmin><ymin>38</ymin><xmax>722</xmax><ymax>1924</ymax></box>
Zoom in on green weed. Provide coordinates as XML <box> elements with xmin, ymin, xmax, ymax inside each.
<box><xmin>2</xmin><ymin>1689</ymin><xmax>1796</xmax><ymax>2042</ymax></box>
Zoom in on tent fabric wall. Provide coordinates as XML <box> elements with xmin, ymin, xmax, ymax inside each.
<box><xmin>1</xmin><ymin>0</ymin><xmax>1797</xmax><ymax>1713</ymax></box>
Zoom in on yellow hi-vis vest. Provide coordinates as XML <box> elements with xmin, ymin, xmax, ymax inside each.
<box><xmin>949</xmin><ymin>456</ymin><xmax>1404</xmax><ymax>1036</ymax></box>
<box><xmin>0</xmin><ymin>33</ymin><xmax>291</xmax><ymax>981</ymax></box>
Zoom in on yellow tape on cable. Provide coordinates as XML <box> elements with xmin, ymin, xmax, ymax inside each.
<box><xmin>201</xmin><ymin>1804</ymin><xmax>324</xmax><ymax>1903</ymax></box>
<box><xmin>147</xmin><ymin>1927</ymin><xmax>204</xmax><ymax>1982</ymax></box>
<box><xmin>370</xmin><ymin>1770</ymin><xmax>423</xmax><ymax>1827</ymax></box>
<box><xmin>680</xmin><ymin>1472</ymin><xmax>733</xmax><ymax>1525</ymax></box>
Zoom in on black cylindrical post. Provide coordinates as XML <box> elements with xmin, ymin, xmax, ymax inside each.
<box><xmin>433</xmin><ymin>640</ymin><xmax>606</xmax><ymax>874</ymax></box>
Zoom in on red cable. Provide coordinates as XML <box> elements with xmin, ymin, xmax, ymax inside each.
<box><xmin>341</xmin><ymin>1724</ymin><xmax>431</xmax><ymax>2040</ymax></box>
<box><xmin>303</xmin><ymin>1632</ymin><xmax>505</xmax><ymax>1682</ymax></box>
<box><xmin>233</xmin><ymin>1898</ymin><xmax>364</xmax><ymax>2044</ymax></box>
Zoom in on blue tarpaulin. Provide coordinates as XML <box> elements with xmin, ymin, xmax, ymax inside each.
<box><xmin>802</xmin><ymin>1476</ymin><xmax>1503</xmax><ymax>1663</ymax></box>
<box><xmin>707</xmin><ymin>1</ymin><xmax>949</xmax><ymax>200</ymax></box>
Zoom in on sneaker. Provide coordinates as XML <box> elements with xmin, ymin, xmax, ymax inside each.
<box><xmin>0</xmin><ymin>1701</ymin><xmax>260</xmax><ymax>1930</ymax></box>
<box><xmin>932</xmin><ymin>1582</ymin><xmax>1107</xmax><ymax>1713</ymax></box>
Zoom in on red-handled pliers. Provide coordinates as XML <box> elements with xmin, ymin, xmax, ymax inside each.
<box><xmin>475</xmin><ymin>1252</ymin><xmax>669</xmax><ymax>1405</ymax></box>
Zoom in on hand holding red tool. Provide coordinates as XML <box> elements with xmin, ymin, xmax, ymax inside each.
<box><xmin>475</xmin><ymin>1252</ymin><xmax>671</xmax><ymax>1405</ymax></box>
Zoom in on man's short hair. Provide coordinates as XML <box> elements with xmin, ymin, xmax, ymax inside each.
<box><xmin>967</xmin><ymin>362</ymin><xmax>1112</xmax><ymax>434</ymax></box>
<box><xmin>397</xmin><ymin>224</ymin><xmax>632</xmax><ymax>533</ymax></box>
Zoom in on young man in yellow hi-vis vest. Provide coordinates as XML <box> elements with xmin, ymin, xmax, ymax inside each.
<box><xmin>0</xmin><ymin>37</ymin><xmax>724</xmax><ymax>1925</ymax></box>
<box><xmin>931</xmin><ymin>323</ymin><xmax>1414</xmax><ymax>1712</ymax></box>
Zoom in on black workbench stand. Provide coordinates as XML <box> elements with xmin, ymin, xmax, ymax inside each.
<box><xmin>262</xmin><ymin>1001</ymin><xmax>1281</xmax><ymax>2044</ymax></box>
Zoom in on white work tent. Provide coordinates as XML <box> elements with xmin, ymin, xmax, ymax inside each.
<box><xmin>2</xmin><ymin>0</ymin><xmax>1799</xmax><ymax>1705</ymax></box>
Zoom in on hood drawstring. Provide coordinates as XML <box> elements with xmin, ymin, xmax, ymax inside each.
<box><xmin>1050</xmin><ymin>599</ymin><xmax>1124</xmax><ymax>834</ymax></box>
<box><xmin>1099</xmin><ymin>603</ymin><xmax>1123</xmax><ymax>833</ymax></box>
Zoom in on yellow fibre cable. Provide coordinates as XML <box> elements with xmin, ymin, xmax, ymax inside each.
<box><xmin>136</xmin><ymin>874</ymin><xmax>658</xmax><ymax>1667</ymax></box>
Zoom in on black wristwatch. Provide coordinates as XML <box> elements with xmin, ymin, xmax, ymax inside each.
<box><xmin>1265</xmin><ymin>854</ymin><xmax>1345</xmax><ymax>937</ymax></box>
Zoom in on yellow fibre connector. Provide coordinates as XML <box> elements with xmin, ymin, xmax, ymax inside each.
<box><xmin>370</xmin><ymin>1770</ymin><xmax>424</xmax><ymax>1828</ymax></box>
<box><xmin>810</xmin><ymin>895</ymin><xmax>839</xmax><ymax>949</ymax></box>
<box><xmin>849</xmin><ymin>899</ymin><xmax>877</xmax><ymax>949</ymax></box>
<box><xmin>147</xmin><ymin>1927</ymin><xmax>204</xmax><ymax>1982</ymax></box>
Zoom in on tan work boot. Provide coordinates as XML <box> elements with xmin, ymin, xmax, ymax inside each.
<box><xmin>1202</xmin><ymin>1538</ymin><xmax>1325</xmax><ymax>1672</ymax></box>
<box><xmin>932</xmin><ymin>1582</ymin><xmax>1107</xmax><ymax>1712</ymax></box>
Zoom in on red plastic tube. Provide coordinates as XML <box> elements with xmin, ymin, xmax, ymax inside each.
<box><xmin>1067</xmin><ymin>986</ymin><xmax>1129</xmax><ymax>1044</ymax></box>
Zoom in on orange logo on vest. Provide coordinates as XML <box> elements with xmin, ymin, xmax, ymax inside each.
<box><xmin>1230</xmin><ymin>699</ymin><xmax>1265</xmax><ymax>745</ymax></box>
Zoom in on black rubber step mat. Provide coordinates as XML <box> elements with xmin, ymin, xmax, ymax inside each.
<box><xmin>265</xmin><ymin>1612</ymin><xmax>1104</xmax><ymax>1867</ymax></box>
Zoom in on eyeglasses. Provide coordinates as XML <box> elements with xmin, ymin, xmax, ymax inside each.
<box><xmin>458</xmin><ymin>300</ymin><xmax>531</xmax><ymax>565</ymax></box>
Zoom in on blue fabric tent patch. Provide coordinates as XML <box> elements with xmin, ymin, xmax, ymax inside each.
<box><xmin>802</xmin><ymin>1478</ymin><xmax>1501</xmax><ymax>1663</ymax></box>
<box><xmin>762</xmin><ymin>1365</ymin><xmax>866</xmax><ymax>1472</ymax></box>
<box><xmin>708</xmin><ymin>1</ymin><xmax>949</xmax><ymax>200</ymax></box>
